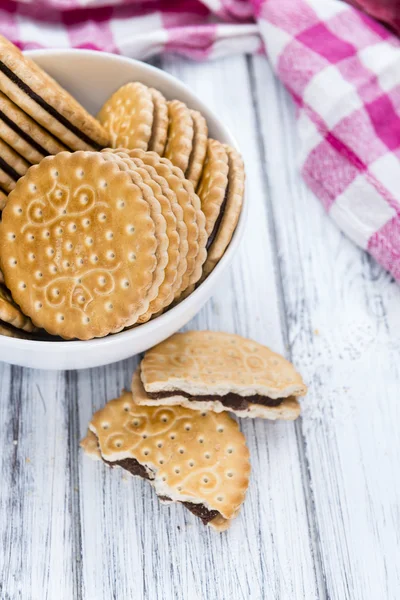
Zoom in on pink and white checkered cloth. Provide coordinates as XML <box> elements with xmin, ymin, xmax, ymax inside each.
<box><xmin>1</xmin><ymin>0</ymin><xmax>400</xmax><ymax>281</ymax></box>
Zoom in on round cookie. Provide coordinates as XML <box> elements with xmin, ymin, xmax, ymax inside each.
<box><xmin>97</xmin><ymin>83</ymin><xmax>153</xmax><ymax>151</ymax></box>
<box><xmin>114</xmin><ymin>153</ymin><xmax>181</xmax><ymax>321</ymax></box>
<box><xmin>148</xmin><ymin>88</ymin><xmax>168</xmax><ymax>155</ymax></box>
<box><xmin>163</xmin><ymin>100</ymin><xmax>194</xmax><ymax>173</ymax></box>
<box><xmin>100</xmin><ymin>151</ymin><xmax>169</xmax><ymax>319</ymax></box>
<box><xmin>126</xmin><ymin>156</ymin><xmax>188</xmax><ymax>304</ymax></box>
<box><xmin>0</xmin><ymin>283</ymin><xmax>36</xmax><ymax>332</ymax></box>
<box><xmin>197</xmin><ymin>139</ymin><xmax>229</xmax><ymax>238</ymax></box>
<box><xmin>0</xmin><ymin>91</ymin><xmax>66</xmax><ymax>161</ymax></box>
<box><xmin>123</xmin><ymin>149</ymin><xmax>206</xmax><ymax>295</ymax></box>
<box><xmin>0</xmin><ymin>36</ymin><xmax>109</xmax><ymax>151</ymax></box>
<box><xmin>186</xmin><ymin>110</ymin><xmax>208</xmax><ymax>189</ymax></box>
<box><xmin>0</xmin><ymin>151</ymin><xmax>158</xmax><ymax>339</ymax></box>
<box><xmin>202</xmin><ymin>145</ymin><xmax>245</xmax><ymax>279</ymax></box>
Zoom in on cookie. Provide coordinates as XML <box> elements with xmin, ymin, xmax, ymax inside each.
<box><xmin>197</xmin><ymin>139</ymin><xmax>229</xmax><ymax>238</ymax></box>
<box><xmin>130</xmin><ymin>150</ymin><xmax>206</xmax><ymax>294</ymax></box>
<box><xmin>0</xmin><ymin>188</ymin><xmax>7</xmax><ymax>210</ymax></box>
<box><xmin>122</xmin><ymin>154</ymin><xmax>188</xmax><ymax>305</ymax></box>
<box><xmin>0</xmin><ymin>36</ymin><xmax>109</xmax><ymax>151</ymax></box>
<box><xmin>100</xmin><ymin>151</ymin><xmax>169</xmax><ymax>318</ymax></box>
<box><xmin>0</xmin><ymin>137</ymin><xmax>29</xmax><ymax>180</ymax></box>
<box><xmin>186</xmin><ymin>110</ymin><xmax>208</xmax><ymax>189</ymax></box>
<box><xmin>0</xmin><ymin>151</ymin><xmax>158</xmax><ymax>339</ymax></box>
<box><xmin>80</xmin><ymin>428</ymin><xmax>102</xmax><ymax>460</ymax></box>
<box><xmin>97</xmin><ymin>82</ymin><xmax>153</xmax><ymax>151</ymax></box>
<box><xmin>148</xmin><ymin>88</ymin><xmax>168</xmax><ymax>155</ymax></box>
<box><xmin>0</xmin><ymin>283</ymin><xmax>36</xmax><ymax>332</ymax></box>
<box><xmin>82</xmin><ymin>384</ymin><xmax>250</xmax><ymax>531</ymax></box>
<box><xmin>0</xmin><ymin>91</ymin><xmax>66</xmax><ymax>162</ymax></box>
<box><xmin>113</xmin><ymin>152</ymin><xmax>180</xmax><ymax>321</ymax></box>
<box><xmin>163</xmin><ymin>100</ymin><xmax>194</xmax><ymax>173</ymax></box>
<box><xmin>138</xmin><ymin>331</ymin><xmax>306</xmax><ymax>419</ymax></box>
<box><xmin>0</xmin><ymin>166</ymin><xmax>15</xmax><ymax>194</ymax></box>
<box><xmin>0</xmin><ymin>319</ymin><xmax>34</xmax><ymax>339</ymax></box>
<box><xmin>202</xmin><ymin>145</ymin><xmax>244</xmax><ymax>279</ymax></box>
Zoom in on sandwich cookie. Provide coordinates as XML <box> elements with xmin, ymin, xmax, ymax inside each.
<box><xmin>0</xmin><ymin>36</ymin><xmax>109</xmax><ymax>151</ymax></box>
<box><xmin>0</xmin><ymin>283</ymin><xmax>37</xmax><ymax>332</ymax></box>
<box><xmin>0</xmin><ymin>91</ymin><xmax>66</xmax><ymax>163</ymax></box>
<box><xmin>202</xmin><ymin>145</ymin><xmax>244</xmax><ymax>280</ymax></box>
<box><xmin>186</xmin><ymin>110</ymin><xmax>208</xmax><ymax>189</ymax></box>
<box><xmin>0</xmin><ymin>189</ymin><xmax>7</xmax><ymax>210</ymax></box>
<box><xmin>0</xmin><ymin>319</ymin><xmax>35</xmax><ymax>339</ymax></box>
<box><xmin>138</xmin><ymin>331</ymin><xmax>306</xmax><ymax>419</ymax></box>
<box><xmin>0</xmin><ymin>137</ymin><xmax>29</xmax><ymax>181</ymax></box>
<box><xmin>112</xmin><ymin>149</ymin><xmax>207</xmax><ymax>297</ymax></box>
<box><xmin>82</xmin><ymin>386</ymin><xmax>250</xmax><ymax>531</ymax></box>
<box><xmin>98</xmin><ymin>82</ymin><xmax>153</xmax><ymax>151</ymax></box>
<box><xmin>100</xmin><ymin>151</ymin><xmax>171</xmax><ymax>321</ymax></box>
<box><xmin>119</xmin><ymin>153</ymin><xmax>188</xmax><ymax>306</ymax></box>
<box><xmin>197</xmin><ymin>139</ymin><xmax>229</xmax><ymax>238</ymax></box>
<box><xmin>163</xmin><ymin>100</ymin><xmax>194</xmax><ymax>174</ymax></box>
<box><xmin>0</xmin><ymin>151</ymin><xmax>159</xmax><ymax>339</ymax></box>
<box><xmin>0</xmin><ymin>167</ymin><xmax>16</xmax><ymax>194</ymax></box>
<box><xmin>111</xmin><ymin>152</ymin><xmax>181</xmax><ymax>321</ymax></box>
<box><xmin>148</xmin><ymin>88</ymin><xmax>168</xmax><ymax>155</ymax></box>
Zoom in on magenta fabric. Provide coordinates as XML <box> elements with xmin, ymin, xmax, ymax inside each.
<box><xmin>1</xmin><ymin>0</ymin><xmax>400</xmax><ymax>281</ymax></box>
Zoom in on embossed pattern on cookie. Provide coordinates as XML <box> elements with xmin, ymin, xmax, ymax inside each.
<box><xmin>98</xmin><ymin>83</ymin><xmax>153</xmax><ymax>152</ymax></box>
<box><xmin>0</xmin><ymin>151</ymin><xmax>158</xmax><ymax>339</ymax></box>
<box><xmin>163</xmin><ymin>100</ymin><xmax>194</xmax><ymax>173</ymax></box>
<box><xmin>84</xmin><ymin>384</ymin><xmax>250</xmax><ymax>530</ymax></box>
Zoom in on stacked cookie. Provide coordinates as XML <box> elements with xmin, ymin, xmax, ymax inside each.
<box><xmin>97</xmin><ymin>81</ymin><xmax>245</xmax><ymax>289</ymax></box>
<box><xmin>0</xmin><ymin>35</ymin><xmax>109</xmax><ymax>210</ymax></box>
<box><xmin>0</xmin><ymin>151</ymin><xmax>207</xmax><ymax>339</ymax></box>
<box><xmin>82</xmin><ymin>331</ymin><xmax>307</xmax><ymax>530</ymax></box>
<box><xmin>0</xmin><ymin>35</ymin><xmax>245</xmax><ymax>340</ymax></box>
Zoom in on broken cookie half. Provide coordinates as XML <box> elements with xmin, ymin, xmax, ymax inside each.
<box><xmin>81</xmin><ymin>390</ymin><xmax>250</xmax><ymax>531</ymax></box>
<box><xmin>136</xmin><ymin>331</ymin><xmax>306</xmax><ymax>419</ymax></box>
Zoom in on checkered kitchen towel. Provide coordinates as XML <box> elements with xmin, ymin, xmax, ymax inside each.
<box><xmin>1</xmin><ymin>0</ymin><xmax>400</xmax><ymax>281</ymax></box>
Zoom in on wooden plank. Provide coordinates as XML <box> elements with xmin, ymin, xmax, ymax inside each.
<box><xmin>251</xmin><ymin>54</ymin><xmax>400</xmax><ymax>599</ymax></box>
<box><xmin>74</xmin><ymin>55</ymin><xmax>322</xmax><ymax>600</ymax></box>
<box><xmin>0</xmin><ymin>366</ymin><xmax>74</xmax><ymax>600</ymax></box>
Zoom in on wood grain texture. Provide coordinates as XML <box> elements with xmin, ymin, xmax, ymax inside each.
<box><xmin>251</xmin><ymin>55</ymin><xmax>400</xmax><ymax>600</ymax></box>
<box><xmin>0</xmin><ymin>53</ymin><xmax>399</xmax><ymax>600</ymax></box>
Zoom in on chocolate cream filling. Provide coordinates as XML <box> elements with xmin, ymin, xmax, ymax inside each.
<box><xmin>0</xmin><ymin>109</ymin><xmax>51</xmax><ymax>156</ymax></box>
<box><xmin>0</xmin><ymin>61</ymin><xmax>102</xmax><ymax>150</ymax></box>
<box><xmin>206</xmin><ymin>184</ymin><xmax>229</xmax><ymax>250</ymax></box>
<box><xmin>147</xmin><ymin>390</ymin><xmax>283</xmax><ymax>411</ymax></box>
<box><xmin>0</xmin><ymin>155</ymin><xmax>20</xmax><ymax>181</ymax></box>
<box><xmin>103</xmin><ymin>456</ymin><xmax>220</xmax><ymax>525</ymax></box>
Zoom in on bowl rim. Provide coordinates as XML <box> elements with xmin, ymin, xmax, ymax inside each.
<box><xmin>2</xmin><ymin>48</ymin><xmax>247</xmax><ymax>350</ymax></box>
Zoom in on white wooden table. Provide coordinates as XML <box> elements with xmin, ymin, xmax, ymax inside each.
<box><xmin>1</xmin><ymin>54</ymin><xmax>399</xmax><ymax>600</ymax></box>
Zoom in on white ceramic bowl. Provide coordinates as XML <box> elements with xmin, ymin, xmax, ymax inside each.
<box><xmin>0</xmin><ymin>49</ymin><xmax>246</xmax><ymax>370</ymax></box>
